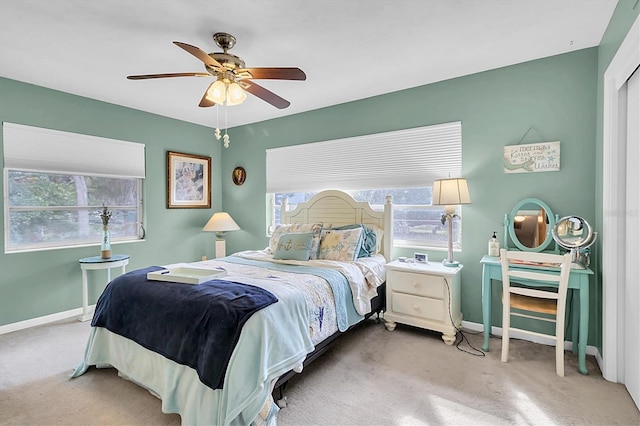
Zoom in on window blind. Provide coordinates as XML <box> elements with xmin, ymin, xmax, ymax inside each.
<box><xmin>3</xmin><ymin>122</ymin><xmax>146</xmax><ymax>178</ymax></box>
<box><xmin>266</xmin><ymin>121</ymin><xmax>461</xmax><ymax>193</ymax></box>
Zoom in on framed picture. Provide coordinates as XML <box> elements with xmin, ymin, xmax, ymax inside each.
<box><xmin>232</xmin><ymin>166</ymin><xmax>246</xmax><ymax>185</ymax></box>
<box><xmin>167</xmin><ymin>151</ymin><xmax>211</xmax><ymax>209</ymax></box>
<box><xmin>414</xmin><ymin>252</ymin><xmax>428</xmax><ymax>263</ymax></box>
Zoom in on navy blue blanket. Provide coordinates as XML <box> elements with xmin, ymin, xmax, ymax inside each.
<box><xmin>91</xmin><ymin>266</ymin><xmax>278</xmax><ymax>390</ymax></box>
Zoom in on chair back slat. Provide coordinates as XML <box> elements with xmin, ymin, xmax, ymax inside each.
<box><xmin>508</xmin><ymin>269</ymin><xmax>564</xmax><ymax>284</ymax></box>
<box><xmin>510</xmin><ymin>287</ymin><xmax>558</xmax><ymax>300</ymax></box>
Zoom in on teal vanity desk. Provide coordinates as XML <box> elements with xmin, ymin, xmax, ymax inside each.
<box><xmin>483</xmin><ymin>197</ymin><xmax>595</xmax><ymax>375</ymax></box>
<box><xmin>480</xmin><ymin>255</ymin><xmax>593</xmax><ymax>374</ymax></box>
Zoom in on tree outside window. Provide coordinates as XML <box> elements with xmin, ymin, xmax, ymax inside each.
<box><xmin>6</xmin><ymin>171</ymin><xmax>142</xmax><ymax>252</ymax></box>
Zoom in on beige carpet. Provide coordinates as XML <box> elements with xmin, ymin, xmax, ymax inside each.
<box><xmin>1</xmin><ymin>317</ymin><xmax>638</xmax><ymax>425</ymax></box>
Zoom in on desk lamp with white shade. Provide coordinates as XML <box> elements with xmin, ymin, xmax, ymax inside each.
<box><xmin>202</xmin><ymin>212</ymin><xmax>240</xmax><ymax>258</ymax></box>
<box><xmin>431</xmin><ymin>177</ymin><xmax>471</xmax><ymax>267</ymax></box>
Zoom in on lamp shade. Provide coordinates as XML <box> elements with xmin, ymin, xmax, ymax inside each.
<box><xmin>226</xmin><ymin>82</ymin><xmax>247</xmax><ymax>106</ymax></box>
<box><xmin>202</xmin><ymin>212</ymin><xmax>240</xmax><ymax>233</ymax></box>
<box><xmin>431</xmin><ymin>178</ymin><xmax>471</xmax><ymax>206</ymax></box>
<box><xmin>208</xmin><ymin>80</ymin><xmax>227</xmax><ymax>105</ymax></box>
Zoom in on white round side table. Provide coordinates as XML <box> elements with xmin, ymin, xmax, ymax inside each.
<box><xmin>78</xmin><ymin>254</ymin><xmax>130</xmax><ymax>321</ymax></box>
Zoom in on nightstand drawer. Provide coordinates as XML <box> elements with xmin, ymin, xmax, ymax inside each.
<box><xmin>392</xmin><ymin>293</ymin><xmax>444</xmax><ymax>322</ymax></box>
<box><xmin>388</xmin><ymin>270</ymin><xmax>445</xmax><ymax>299</ymax></box>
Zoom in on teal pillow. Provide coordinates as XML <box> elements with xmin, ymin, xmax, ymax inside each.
<box><xmin>360</xmin><ymin>225</ymin><xmax>377</xmax><ymax>257</ymax></box>
<box><xmin>273</xmin><ymin>232</ymin><xmax>314</xmax><ymax>261</ymax></box>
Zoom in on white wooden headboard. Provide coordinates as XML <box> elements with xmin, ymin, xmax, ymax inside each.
<box><xmin>281</xmin><ymin>190</ymin><xmax>393</xmax><ymax>262</ymax></box>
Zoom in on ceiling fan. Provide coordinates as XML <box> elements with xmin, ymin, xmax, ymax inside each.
<box><xmin>127</xmin><ymin>32</ymin><xmax>306</xmax><ymax>109</ymax></box>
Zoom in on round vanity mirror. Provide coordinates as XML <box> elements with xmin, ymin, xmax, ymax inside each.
<box><xmin>508</xmin><ymin>198</ymin><xmax>556</xmax><ymax>252</ymax></box>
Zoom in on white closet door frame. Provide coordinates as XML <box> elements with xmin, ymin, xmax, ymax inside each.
<box><xmin>623</xmin><ymin>65</ymin><xmax>639</xmax><ymax>408</ymax></box>
<box><xmin>602</xmin><ymin>14</ymin><xmax>640</xmax><ymax>383</ymax></box>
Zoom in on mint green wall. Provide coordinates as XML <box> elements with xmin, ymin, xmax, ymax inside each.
<box><xmin>594</xmin><ymin>1</ymin><xmax>640</xmax><ymax>351</ymax></box>
<box><xmin>222</xmin><ymin>48</ymin><xmax>599</xmax><ymax>342</ymax></box>
<box><xmin>0</xmin><ymin>78</ymin><xmax>220</xmax><ymax>326</ymax></box>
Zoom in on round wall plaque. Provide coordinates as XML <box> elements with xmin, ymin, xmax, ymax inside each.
<box><xmin>232</xmin><ymin>166</ymin><xmax>246</xmax><ymax>186</ymax></box>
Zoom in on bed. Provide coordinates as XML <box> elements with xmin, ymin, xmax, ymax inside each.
<box><xmin>71</xmin><ymin>190</ymin><xmax>393</xmax><ymax>425</ymax></box>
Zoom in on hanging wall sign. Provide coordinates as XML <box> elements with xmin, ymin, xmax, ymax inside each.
<box><xmin>503</xmin><ymin>141</ymin><xmax>560</xmax><ymax>173</ymax></box>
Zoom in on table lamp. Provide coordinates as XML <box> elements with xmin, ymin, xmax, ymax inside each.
<box><xmin>202</xmin><ymin>212</ymin><xmax>240</xmax><ymax>258</ymax></box>
<box><xmin>431</xmin><ymin>177</ymin><xmax>471</xmax><ymax>267</ymax></box>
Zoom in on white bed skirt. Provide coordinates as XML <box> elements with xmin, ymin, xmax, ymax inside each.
<box><xmin>72</xmin><ymin>323</ymin><xmax>308</xmax><ymax>425</ymax></box>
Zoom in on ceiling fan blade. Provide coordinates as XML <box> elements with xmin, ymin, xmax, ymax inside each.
<box><xmin>127</xmin><ymin>72</ymin><xmax>210</xmax><ymax>80</ymax></box>
<box><xmin>173</xmin><ymin>41</ymin><xmax>223</xmax><ymax>69</ymax></box>
<box><xmin>199</xmin><ymin>83</ymin><xmax>216</xmax><ymax>107</ymax></box>
<box><xmin>240</xmin><ymin>80</ymin><xmax>290</xmax><ymax>109</ymax></box>
<box><xmin>239</xmin><ymin>67</ymin><xmax>306</xmax><ymax>81</ymax></box>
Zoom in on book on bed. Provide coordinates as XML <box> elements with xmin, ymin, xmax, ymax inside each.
<box><xmin>147</xmin><ymin>266</ymin><xmax>228</xmax><ymax>284</ymax></box>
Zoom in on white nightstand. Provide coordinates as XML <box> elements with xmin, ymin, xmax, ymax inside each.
<box><xmin>384</xmin><ymin>260</ymin><xmax>463</xmax><ymax>345</ymax></box>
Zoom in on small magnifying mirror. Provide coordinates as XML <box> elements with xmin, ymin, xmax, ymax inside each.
<box><xmin>552</xmin><ymin>216</ymin><xmax>597</xmax><ymax>268</ymax></box>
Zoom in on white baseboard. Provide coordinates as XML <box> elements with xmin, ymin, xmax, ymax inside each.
<box><xmin>0</xmin><ymin>305</ymin><xmax>96</xmax><ymax>335</ymax></box>
<box><xmin>596</xmin><ymin>349</ymin><xmax>604</xmax><ymax>374</ymax></box>
<box><xmin>461</xmin><ymin>320</ymin><xmax>600</xmax><ymax>357</ymax></box>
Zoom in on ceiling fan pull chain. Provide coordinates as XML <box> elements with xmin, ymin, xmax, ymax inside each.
<box><xmin>223</xmin><ymin>105</ymin><xmax>230</xmax><ymax>148</ymax></box>
<box><xmin>214</xmin><ymin>105</ymin><xmax>222</xmax><ymax>141</ymax></box>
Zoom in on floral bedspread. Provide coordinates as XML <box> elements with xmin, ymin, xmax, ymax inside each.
<box><xmin>180</xmin><ymin>257</ymin><xmax>339</xmax><ymax>343</ymax></box>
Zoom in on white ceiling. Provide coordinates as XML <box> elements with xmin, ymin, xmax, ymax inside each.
<box><xmin>0</xmin><ymin>1</ymin><xmax>617</xmax><ymax>129</ymax></box>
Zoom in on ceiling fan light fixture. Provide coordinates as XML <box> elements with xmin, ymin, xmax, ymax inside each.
<box><xmin>226</xmin><ymin>82</ymin><xmax>247</xmax><ymax>106</ymax></box>
<box><xmin>209</xmin><ymin>80</ymin><xmax>227</xmax><ymax>104</ymax></box>
<box><xmin>129</xmin><ymin>34</ymin><xmax>304</xmax><ymax>109</ymax></box>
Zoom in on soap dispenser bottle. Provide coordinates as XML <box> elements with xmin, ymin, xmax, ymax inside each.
<box><xmin>488</xmin><ymin>231</ymin><xmax>500</xmax><ymax>257</ymax></box>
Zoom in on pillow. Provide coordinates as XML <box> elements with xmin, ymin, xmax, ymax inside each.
<box><xmin>371</xmin><ymin>225</ymin><xmax>384</xmax><ymax>254</ymax></box>
<box><xmin>360</xmin><ymin>225</ymin><xmax>377</xmax><ymax>257</ymax></box>
<box><xmin>273</xmin><ymin>232</ymin><xmax>314</xmax><ymax>261</ymax></box>
<box><xmin>330</xmin><ymin>224</ymin><xmax>376</xmax><ymax>258</ymax></box>
<box><xmin>269</xmin><ymin>224</ymin><xmax>292</xmax><ymax>253</ymax></box>
<box><xmin>318</xmin><ymin>227</ymin><xmax>364</xmax><ymax>262</ymax></box>
<box><xmin>269</xmin><ymin>223</ymin><xmax>323</xmax><ymax>259</ymax></box>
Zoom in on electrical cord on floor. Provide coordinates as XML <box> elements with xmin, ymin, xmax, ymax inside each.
<box><xmin>444</xmin><ymin>277</ymin><xmax>485</xmax><ymax>357</ymax></box>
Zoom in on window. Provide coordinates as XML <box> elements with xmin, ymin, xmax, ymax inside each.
<box><xmin>6</xmin><ymin>171</ymin><xmax>142</xmax><ymax>251</ymax></box>
<box><xmin>3</xmin><ymin>123</ymin><xmax>145</xmax><ymax>252</ymax></box>
<box><xmin>265</xmin><ymin>121</ymin><xmax>463</xmax><ymax>249</ymax></box>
